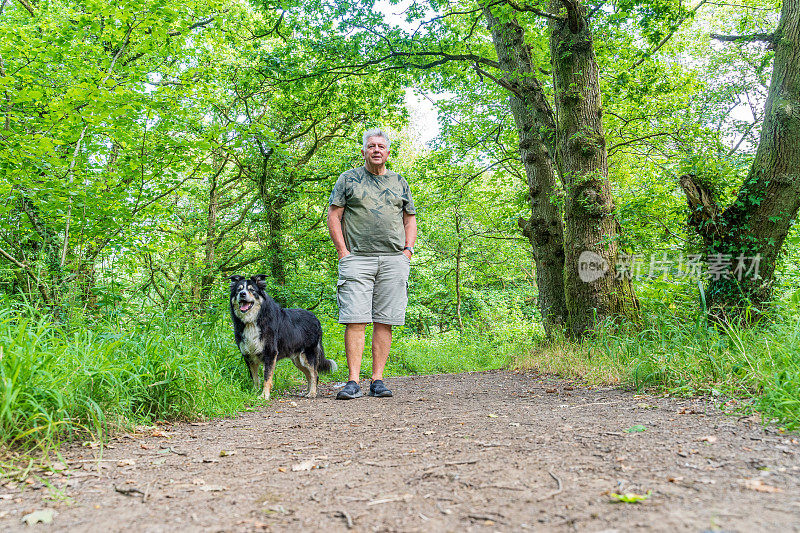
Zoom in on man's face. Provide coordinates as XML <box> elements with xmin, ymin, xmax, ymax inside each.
<box><xmin>362</xmin><ymin>136</ymin><xmax>390</xmax><ymax>167</ymax></box>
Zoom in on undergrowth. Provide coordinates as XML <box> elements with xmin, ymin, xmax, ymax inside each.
<box><xmin>0</xmin><ymin>305</ymin><xmax>255</xmax><ymax>459</ymax></box>
<box><xmin>0</xmin><ymin>303</ymin><xmax>529</xmax><ymax>461</ymax></box>
<box><xmin>515</xmin><ymin>301</ymin><xmax>800</xmax><ymax>430</ymax></box>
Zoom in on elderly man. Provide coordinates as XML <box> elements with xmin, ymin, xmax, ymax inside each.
<box><xmin>327</xmin><ymin>129</ymin><xmax>417</xmax><ymax>399</ymax></box>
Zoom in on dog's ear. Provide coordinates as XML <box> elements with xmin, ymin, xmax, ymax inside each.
<box><xmin>253</xmin><ymin>274</ymin><xmax>268</xmax><ymax>289</ymax></box>
<box><xmin>228</xmin><ymin>275</ymin><xmax>245</xmax><ymax>284</ymax></box>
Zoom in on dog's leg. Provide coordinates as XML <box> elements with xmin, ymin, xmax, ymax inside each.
<box><xmin>246</xmin><ymin>354</ymin><xmax>260</xmax><ymax>390</ymax></box>
<box><xmin>293</xmin><ymin>351</ymin><xmax>318</xmax><ymax>398</ymax></box>
<box><xmin>262</xmin><ymin>353</ymin><xmax>277</xmax><ymax>400</ymax></box>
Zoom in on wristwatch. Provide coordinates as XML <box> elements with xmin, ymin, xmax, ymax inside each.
<box><xmin>404</xmin><ymin>246</ymin><xmax>414</xmax><ymax>255</ymax></box>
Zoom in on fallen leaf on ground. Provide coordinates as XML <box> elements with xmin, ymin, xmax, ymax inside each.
<box><xmin>610</xmin><ymin>490</ymin><xmax>651</xmax><ymax>503</ymax></box>
<box><xmin>291</xmin><ymin>460</ymin><xmax>315</xmax><ymax>472</ymax></box>
<box><xmin>624</xmin><ymin>425</ymin><xmax>647</xmax><ymax>433</ymax></box>
<box><xmin>219</xmin><ymin>450</ymin><xmax>236</xmax><ymax>457</ymax></box>
<box><xmin>742</xmin><ymin>479</ymin><xmax>783</xmax><ymax>493</ymax></box>
<box><xmin>22</xmin><ymin>509</ymin><xmax>55</xmax><ymax>525</ymax></box>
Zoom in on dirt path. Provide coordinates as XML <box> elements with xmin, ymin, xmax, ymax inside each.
<box><xmin>2</xmin><ymin>370</ymin><xmax>799</xmax><ymax>532</ymax></box>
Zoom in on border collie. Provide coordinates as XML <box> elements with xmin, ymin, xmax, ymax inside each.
<box><xmin>228</xmin><ymin>275</ymin><xmax>337</xmax><ymax>399</ymax></box>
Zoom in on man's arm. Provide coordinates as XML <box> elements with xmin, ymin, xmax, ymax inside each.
<box><xmin>327</xmin><ymin>205</ymin><xmax>350</xmax><ymax>259</ymax></box>
<box><xmin>403</xmin><ymin>212</ymin><xmax>417</xmax><ymax>260</ymax></box>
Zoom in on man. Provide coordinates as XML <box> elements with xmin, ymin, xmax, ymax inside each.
<box><xmin>327</xmin><ymin>129</ymin><xmax>417</xmax><ymax>399</ymax></box>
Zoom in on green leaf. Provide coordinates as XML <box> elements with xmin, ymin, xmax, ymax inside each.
<box><xmin>610</xmin><ymin>490</ymin><xmax>652</xmax><ymax>503</ymax></box>
<box><xmin>624</xmin><ymin>424</ymin><xmax>647</xmax><ymax>433</ymax></box>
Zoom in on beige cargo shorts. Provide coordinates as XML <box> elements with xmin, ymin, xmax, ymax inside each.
<box><xmin>336</xmin><ymin>254</ymin><xmax>411</xmax><ymax>325</ymax></box>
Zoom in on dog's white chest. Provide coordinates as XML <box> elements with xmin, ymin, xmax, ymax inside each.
<box><xmin>239</xmin><ymin>323</ymin><xmax>264</xmax><ymax>355</ymax></box>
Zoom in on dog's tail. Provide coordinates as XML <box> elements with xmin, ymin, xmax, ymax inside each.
<box><xmin>316</xmin><ymin>340</ymin><xmax>338</xmax><ymax>374</ymax></box>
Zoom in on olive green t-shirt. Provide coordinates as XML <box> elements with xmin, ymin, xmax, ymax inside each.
<box><xmin>329</xmin><ymin>166</ymin><xmax>416</xmax><ymax>256</ymax></box>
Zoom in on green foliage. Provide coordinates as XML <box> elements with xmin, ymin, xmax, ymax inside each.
<box><xmin>0</xmin><ymin>293</ymin><xmax>539</xmax><ymax>454</ymax></box>
<box><xmin>517</xmin><ymin>300</ymin><xmax>800</xmax><ymax>430</ymax></box>
<box><xmin>610</xmin><ymin>490</ymin><xmax>652</xmax><ymax>503</ymax></box>
<box><xmin>0</xmin><ymin>303</ymin><xmax>255</xmax><ymax>452</ymax></box>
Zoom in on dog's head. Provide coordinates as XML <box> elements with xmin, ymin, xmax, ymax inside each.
<box><xmin>228</xmin><ymin>274</ymin><xmax>267</xmax><ymax>322</ymax></box>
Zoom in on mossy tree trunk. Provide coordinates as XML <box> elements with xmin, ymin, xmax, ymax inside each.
<box><xmin>548</xmin><ymin>0</ymin><xmax>638</xmax><ymax>336</ymax></box>
<box><xmin>483</xmin><ymin>3</ymin><xmax>568</xmax><ymax>335</ymax></box>
<box><xmin>682</xmin><ymin>0</ymin><xmax>800</xmax><ymax>315</ymax></box>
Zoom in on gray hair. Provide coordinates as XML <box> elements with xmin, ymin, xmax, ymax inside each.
<box><xmin>362</xmin><ymin>129</ymin><xmax>391</xmax><ymax>150</ymax></box>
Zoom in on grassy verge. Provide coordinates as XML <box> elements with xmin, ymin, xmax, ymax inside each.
<box><xmin>0</xmin><ymin>306</ymin><xmax>531</xmax><ymax>461</ymax></box>
<box><xmin>0</xmin><ymin>307</ymin><xmax>256</xmax><ymax>459</ymax></box>
<box><xmin>514</xmin><ymin>304</ymin><xmax>800</xmax><ymax>430</ymax></box>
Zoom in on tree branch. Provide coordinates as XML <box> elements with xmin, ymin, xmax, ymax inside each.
<box><xmin>608</xmin><ymin>132</ymin><xmax>677</xmax><ymax>155</ymax></box>
<box><xmin>266</xmin><ymin>50</ymin><xmax>500</xmax><ymax>83</ymax></box>
<box><xmin>505</xmin><ymin>0</ymin><xmax>564</xmax><ymax>21</ymax></box>
<box><xmin>0</xmin><ymin>244</ymin><xmax>30</xmax><ymax>271</ymax></box>
<box><xmin>169</xmin><ymin>16</ymin><xmax>216</xmax><ymax>37</ymax></box>
<box><xmin>14</xmin><ymin>0</ymin><xmax>34</xmax><ymax>16</ymax></box>
<box><xmin>679</xmin><ymin>174</ymin><xmax>724</xmax><ymax>246</ymax></box>
<box><xmin>630</xmin><ymin>0</ymin><xmax>709</xmax><ymax>70</ymax></box>
<box><xmin>711</xmin><ymin>32</ymin><xmax>775</xmax><ymax>43</ymax></box>
<box><xmin>559</xmin><ymin>0</ymin><xmax>584</xmax><ymax>33</ymax></box>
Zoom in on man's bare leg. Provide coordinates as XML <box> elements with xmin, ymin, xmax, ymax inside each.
<box><xmin>371</xmin><ymin>322</ymin><xmax>392</xmax><ymax>381</ymax></box>
<box><xmin>344</xmin><ymin>323</ymin><xmax>367</xmax><ymax>382</ymax></box>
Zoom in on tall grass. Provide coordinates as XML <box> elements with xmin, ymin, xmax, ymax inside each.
<box><xmin>515</xmin><ymin>303</ymin><xmax>800</xmax><ymax>429</ymax></box>
<box><xmin>318</xmin><ymin>309</ymin><xmax>537</xmax><ymax>379</ymax></box>
<box><xmin>0</xmin><ymin>305</ymin><xmax>255</xmax><ymax>455</ymax></box>
<box><xmin>0</xmin><ymin>303</ymin><xmax>532</xmax><ymax>457</ymax></box>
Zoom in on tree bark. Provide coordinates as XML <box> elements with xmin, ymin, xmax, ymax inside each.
<box><xmin>548</xmin><ymin>0</ymin><xmax>638</xmax><ymax>336</ymax></box>
<box><xmin>199</xmin><ymin>165</ymin><xmax>220</xmax><ymax>307</ymax></box>
<box><xmin>682</xmin><ymin>0</ymin><xmax>800</xmax><ymax>313</ymax></box>
<box><xmin>455</xmin><ymin>211</ymin><xmax>464</xmax><ymax>332</ymax></box>
<box><xmin>483</xmin><ymin>3</ymin><xmax>569</xmax><ymax>335</ymax></box>
<box><xmin>266</xmin><ymin>198</ymin><xmax>286</xmax><ymax>288</ymax></box>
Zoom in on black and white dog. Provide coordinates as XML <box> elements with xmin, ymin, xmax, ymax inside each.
<box><xmin>228</xmin><ymin>275</ymin><xmax>337</xmax><ymax>400</ymax></box>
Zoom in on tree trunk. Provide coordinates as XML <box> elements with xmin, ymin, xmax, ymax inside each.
<box><xmin>549</xmin><ymin>0</ymin><xmax>638</xmax><ymax>337</ymax></box>
<box><xmin>455</xmin><ymin>212</ymin><xmax>464</xmax><ymax>332</ymax></box>
<box><xmin>483</xmin><ymin>3</ymin><xmax>569</xmax><ymax>335</ymax></box>
<box><xmin>256</xmin><ymin>164</ymin><xmax>288</xmax><ymax>297</ymax></box>
<box><xmin>267</xmin><ymin>198</ymin><xmax>286</xmax><ymax>287</ymax></box>
<box><xmin>682</xmin><ymin>0</ymin><xmax>800</xmax><ymax>314</ymax></box>
<box><xmin>199</xmin><ymin>168</ymin><xmax>220</xmax><ymax>307</ymax></box>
